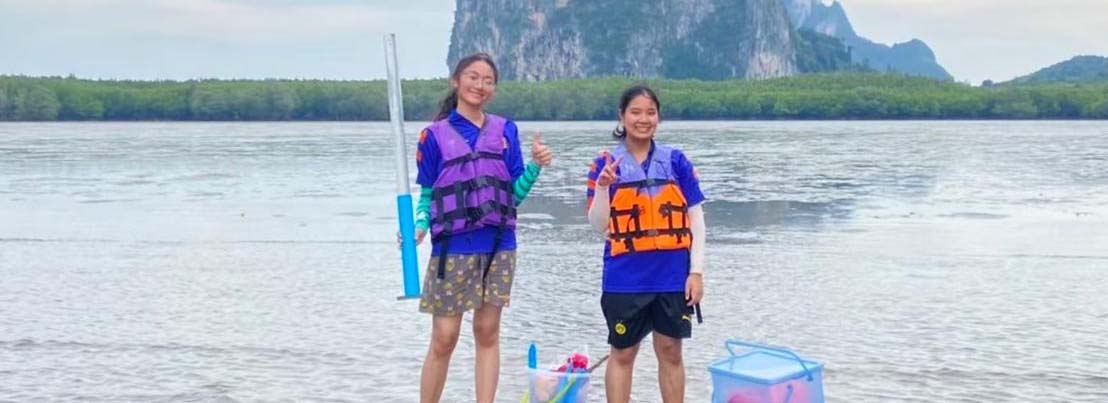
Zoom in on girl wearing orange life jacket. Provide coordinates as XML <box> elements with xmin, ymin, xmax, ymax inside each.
<box><xmin>586</xmin><ymin>85</ymin><xmax>707</xmax><ymax>402</ymax></box>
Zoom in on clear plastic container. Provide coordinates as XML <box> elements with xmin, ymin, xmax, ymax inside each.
<box><xmin>524</xmin><ymin>367</ymin><xmax>589</xmax><ymax>403</ymax></box>
<box><xmin>708</xmin><ymin>340</ymin><xmax>825</xmax><ymax>403</ymax></box>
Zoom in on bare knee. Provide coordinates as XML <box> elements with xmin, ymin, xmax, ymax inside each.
<box><xmin>654</xmin><ymin>337</ymin><xmax>683</xmax><ymax>367</ymax></box>
<box><xmin>472</xmin><ymin>306</ymin><xmax>502</xmax><ymax>349</ymax></box>
<box><xmin>472</xmin><ymin>320</ymin><xmax>499</xmax><ymax>348</ymax></box>
<box><xmin>429</xmin><ymin>324</ymin><xmax>461</xmax><ymax>358</ymax></box>
<box><xmin>610</xmin><ymin>345</ymin><xmax>639</xmax><ymax>367</ymax></box>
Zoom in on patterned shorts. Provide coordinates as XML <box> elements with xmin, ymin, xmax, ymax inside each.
<box><xmin>418</xmin><ymin>250</ymin><xmax>517</xmax><ymax>316</ymax></box>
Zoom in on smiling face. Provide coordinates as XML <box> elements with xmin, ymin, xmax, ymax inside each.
<box><xmin>619</xmin><ymin>94</ymin><xmax>660</xmax><ymax>141</ymax></box>
<box><xmin>451</xmin><ymin>60</ymin><xmax>497</xmax><ymax>109</ymax></box>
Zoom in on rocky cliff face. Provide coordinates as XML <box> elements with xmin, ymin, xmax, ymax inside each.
<box><xmin>798</xmin><ymin>0</ymin><xmax>854</xmax><ymax>38</ymax></box>
<box><xmin>448</xmin><ymin>0</ymin><xmax>799</xmax><ymax>81</ymax></box>
<box><xmin>781</xmin><ymin>0</ymin><xmax>812</xmax><ymax>29</ymax></box>
<box><xmin>780</xmin><ymin>0</ymin><xmax>951</xmax><ymax>80</ymax></box>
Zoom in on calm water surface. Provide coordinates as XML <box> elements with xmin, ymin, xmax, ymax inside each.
<box><xmin>1</xmin><ymin>121</ymin><xmax>1107</xmax><ymax>402</ymax></box>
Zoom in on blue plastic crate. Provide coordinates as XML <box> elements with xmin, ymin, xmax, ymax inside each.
<box><xmin>708</xmin><ymin>340</ymin><xmax>825</xmax><ymax>403</ymax></box>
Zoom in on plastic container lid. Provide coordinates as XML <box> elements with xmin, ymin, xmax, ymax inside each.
<box><xmin>708</xmin><ymin>350</ymin><xmax>824</xmax><ymax>385</ymax></box>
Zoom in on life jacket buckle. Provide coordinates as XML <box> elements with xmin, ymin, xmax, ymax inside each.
<box><xmin>478</xmin><ymin>202</ymin><xmax>496</xmax><ymax>216</ymax></box>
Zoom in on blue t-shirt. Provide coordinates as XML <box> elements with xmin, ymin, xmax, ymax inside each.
<box><xmin>586</xmin><ymin>141</ymin><xmax>705</xmax><ymax>293</ymax></box>
<box><xmin>417</xmin><ymin>109</ymin><xmax>524</xmax><ymax>256</ymax></box>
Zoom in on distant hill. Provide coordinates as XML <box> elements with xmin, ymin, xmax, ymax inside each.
<box><xmin>1006</xmin><ymin>56</ymin><xmax>1108</xmax><ymax>85</ymax></box>
<box><xmin>446</xmin><ymin>0</ymin><xmax>948</xmax><ymax>82</ymax></box>
<box><xmin>781</xmin><ymin>0</ymin><xmax>952</xmax><ymax>80</ymax></box>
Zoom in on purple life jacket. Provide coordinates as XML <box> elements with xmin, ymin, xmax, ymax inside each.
<box><xmin>427</xmin><ymin>114</ymin><xmax>516</xmax><ymax>242</ymax></box>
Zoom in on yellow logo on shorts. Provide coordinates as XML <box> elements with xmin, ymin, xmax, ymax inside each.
<box><xmin>614</xmin><ymin>322</ymin><xmax>627</xmax><ymax>335</ymax></box>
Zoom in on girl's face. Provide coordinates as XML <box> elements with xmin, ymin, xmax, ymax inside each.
<box><xmin>452</xmin><ymin>60</ymin><xmax>497</xmax><ymax>109</ymax></box>
<box><xmin>620</xmin><ymin>94</ymin><xmax>659</xmax><ymax>141</ymax></box>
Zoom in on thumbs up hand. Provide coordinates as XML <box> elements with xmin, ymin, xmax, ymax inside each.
<box><xmin>531</xmin><ymin>132</ymin><xmax>553</xmax><ymax>167</ymax></box>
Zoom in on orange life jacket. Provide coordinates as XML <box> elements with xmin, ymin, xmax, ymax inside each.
<box><xmin>607</xmin><ymin>143</ymin><xmax>691</xmax><ymax>256</ymax></box>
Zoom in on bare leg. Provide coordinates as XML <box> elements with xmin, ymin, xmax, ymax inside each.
<box><xmin>653</xmin><ymin>332</ymin><xmax>685</xmax><ymax>403</ymax></box>
<box><xmin>472</xmin><ymin>303</ymin><xmax>503</xmax><ymax>403</ymax></box>
<box><xmin>420</xmin><ymin>314</ymin><xmax>463</xmax><ymax>403</ymax></box>
<box><xmin>605</xmin><ymin>343</ymin><xmax>640</xmax><ymax>403</ymax></box>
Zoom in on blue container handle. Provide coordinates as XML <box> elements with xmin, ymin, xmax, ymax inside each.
<box><xmin>725</xmin><ymin>339</ymin><xmax>814</xmax><ymax>382</ymax></box>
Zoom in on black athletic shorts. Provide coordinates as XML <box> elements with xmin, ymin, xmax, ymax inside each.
<box><xmin>601</xmin><ymin>292</ymin><xmax>694</xmax><ymax>349</ymax></box>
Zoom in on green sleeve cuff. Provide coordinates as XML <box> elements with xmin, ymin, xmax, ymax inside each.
<box><xmin>415</xmin><ymin>186</ymin><xmax>432</xmax><ymax>231</ymax></box>
<box><xmin>512</xmin><ymin>161</ymin><xmax>542</xmax><ymax>206</ymax></box>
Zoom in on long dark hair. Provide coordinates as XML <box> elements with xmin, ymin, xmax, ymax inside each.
<box><xmin>434</xmin><ymin>53</ymin><xmax>500</xmax><ymax>120</ymax></box>
<box><xmin>612</xmin><ymin>85</ymin><xmax>661</xmax><ymax>138</ymax></box>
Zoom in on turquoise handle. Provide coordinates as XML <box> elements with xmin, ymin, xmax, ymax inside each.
<box><xmin>725</xmin><ymin>339</ymin><xmax>813</xmax><ymax>382</ymax></box>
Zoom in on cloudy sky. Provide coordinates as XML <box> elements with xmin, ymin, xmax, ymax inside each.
<box><xmin>1</xmin><ymin>0</ymin><xmax>1105</xmax><ymax>84</ymax></box>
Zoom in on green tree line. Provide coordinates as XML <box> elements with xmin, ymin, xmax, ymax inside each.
<box><xmin>2</xmin><ymin>74</ymin><xmax>1106</xmax><ymax>121</ymax></box>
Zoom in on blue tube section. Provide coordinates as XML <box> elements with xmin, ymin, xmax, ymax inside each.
<box><xmin>397</xmin><ymin>193</ymin><xmax>420</xmax><ymax>298</ymax></box>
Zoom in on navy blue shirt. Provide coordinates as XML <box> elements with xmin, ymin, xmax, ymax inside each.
<box><xmin>417</xmin><ymin>109</ymin><xmax>525</xmax><ymax>256</ymax></box>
